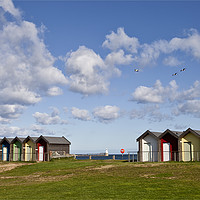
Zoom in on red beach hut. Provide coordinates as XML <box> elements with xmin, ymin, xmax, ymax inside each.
<box><xmin>159</xmin><ymin>129</ymin><xmax>182</xmax><ymax>161</ymax></box>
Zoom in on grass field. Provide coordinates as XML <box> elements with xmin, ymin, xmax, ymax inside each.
<box><xmin>0</xmin><ymin>158</ymin><xmax>200</xmax><ymax>199</ymax></box>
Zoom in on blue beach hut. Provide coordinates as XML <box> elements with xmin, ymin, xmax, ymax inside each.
<box><xmin>0</xmin><ymin>137</ymin><xmax>13</xmax><ymax>161</ymax></box>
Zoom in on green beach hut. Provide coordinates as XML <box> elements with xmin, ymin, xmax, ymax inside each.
<box><xmin>11</xmin><ymin>137</ymin><xmax>25</xmax><ymax>161</ymax></box>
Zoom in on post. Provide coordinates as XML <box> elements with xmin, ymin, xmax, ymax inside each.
<box><xmin>21</xmin><ymin>154</ymin><xmax>24</xmax><ymax>161</ymax></box>
<box><xmin>74</xmin><ymin>155</ymin><xmax>76</xmax><ymax>159</ymax></box>
<box><xmin>158</xmin><ymin>151</ymin><xmax>160</xmax><ymax>162</ymax></box>
<box><xmin>152</xmin><ymin>151</ymin><xmax>154</xmax><ymax>162</ymax></box>
<box><xmin>128</xmin><ymin>153</ymin><xmax>130</xmax><ymax>162</ymax></box>
<box><xmin>174</xmin><ymin>152</ymin><xmax>176</xmax><ymax>161</ymax></box>
<box><xmin>89</xmin><ymin>155</ymin><xmax>92</xmax><ymax>160</ymax></box>
<box><xmin>113</xmin><ymin>155</ymin><xmax>115</xmax><ymax>160</ymax></box>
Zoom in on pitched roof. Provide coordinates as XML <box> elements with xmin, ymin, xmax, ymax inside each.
<box><xmin>151</xmin><ymin>131</ymin><xmax>163</xmax><ymax>137</ymax></box>
<box><xmin>173</xmin><ymin>131</ymin><xmax>183</xmax><ymax>137</ymax></box>
<box><xmin>23</xmin><ymin>136</ymin><xmax>38</xmax><ymax>143</ymax></box>
<box><xmin>159</xmin><ymin>129</ymin><xmax>183</xmax><ymax>139</ymax></box>
<box><xmin>11</xmin><ymin>137</ymin><xmax>26</xmax><ymax>144</ymax></box>
<box><xmin>36</xmin><ymin>135</ymin><xmax>71</xmax><ymax>145</ymax></box>
<box><xmin>193</xmin><ymin>130</ymin><xmax>200</xmax><ymax>136</ymax></box>
<box><xmin>180</xmin><ymin>128</ymin><xmax>200</xmax><ymax>138</ymax></box>
<box><xmin>0</xmin><ymin>135</ymin><xmax>71</xmax><ymax>145</ymax></box>
<box><xmin>31</xmin><ymin>137</ymin><xmax>39</xmax><ymax>142</ymax></box>
<box><xmin>0</xmin><ymin>137</ymin><xmax>14</xmax><ymax>144</ymax></box>
<box><xmin>136</xmin><ymin>130</ymin><xmax>162</xmax><ymax>141</ymax></box>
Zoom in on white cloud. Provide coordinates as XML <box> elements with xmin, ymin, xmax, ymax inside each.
<box><xmin>47</xmin><ymin>87</ymin><xmax>63</xmax><ymax>96</ymax></box>
<box><xmin>131</xmin><ymin>79</ymin><xmax>200</xmax><ymax>119</ymax></box>
<box><xmin>103</xmin><ymin>28</ymin><xmax>200</xmax><ymax>67</ymax></box>
<box><xmin>132</xmin><ymin>80</ymin><xmax>165</xmax><ymax>103</ymax></box>
<box><xmin>131</xmin><ymin>80</ymin><xmax>179</xmax><ymax>104</ymax></box>
<box><xmin>33</xmin><ymin>112</ymin><xmax>60</xmax><ymax>125</ymax></box>
<box><xmin>0</xmin><ymin>2</ymin><xmax>68</xmax><ymax>122</ymax></box>
<box><xmin>105</xmin><ymin>49</ymin><xmax>133</xmax><ymax>66</ymax></box>
<box><xmin>136</xmin><ymin>42</ymin><xmax>163</xmax><ymax>66</ymax></box>
<box><xmin>65</xmin><ymin>46</ymin><xmax>110</xmax><ymax>95</ymax></box>
<box><xmin>93</xmin><ymin>105</ymin><xmax>120</xmax><ymax>123</ymax></box>
<box><xmin>130</xmin><ymin>105</ymin><xmax>173</xmax><ymax>122</ymax></box>
<box><xmin>0</xmin><ymin>87</ymin><xmax>41</xmax><ymax>105</ymax></box>
<box><xmin>102</xmin><ymin>27</ymin><xmax>139</xmax><ymax>53</ymax></box>
<box><xmin>0</xmin><ymin>105</ymin><xmax>24</xmax><ymax>123</ymax></box>
<box><xmin>173</xmin><ymin>100</ymin><xmax>200</xmax><ymax>118</ymax></box>
<box><xmin>0</xmin><ymin>125</ymin><xmax>28</xmax><ymax>137</ymax></box>
<box><xmin>163</xmin><ymin>56</ymin><xmax>182</xmax><ymax>66</ymax></box>
<box><xmin>169</xmin><ymin>29</ymin><xmax>200</xmax><ymax>59</ymax></box>
<box><xmin>137</xmin><ymin>29</ymin><xmax>200</xmax><ymax>65</ymax></box>
<box><xmin>0</xmin><ymin>124</ymin><xmax>55</xmax><ymax>137</ymax></box>
<box><xmin>71</xmin><ymin>107</ymin><xmax>91</xmax><ymax>121</ymax></box>
<box><xmin>178</xmin><ymin>81</ymin><xmax>200</xmax><ymax>101</ymax></box>
<box><xmin>0</xmin><ymin>0</ymin><xmax>21</xmax><ymax>18</ymax></box>
<box><xmin>33</xmin><ymin>107</ymin><xmax>68</xmax><ymax>125</ymax></box>
<box><xmin>0</xmin><ymin>20</ymin><xmax>55</xmax><ymax>105</ymax></box>
<box><xmin>31</xmin><ymin>124</ymin><xmax>55</xmax><ymax>135</ymax></box>
<box><xmin>173</xmin><ymin>124</ymin><xmax>188</xmax><ymax>130</ymax></box>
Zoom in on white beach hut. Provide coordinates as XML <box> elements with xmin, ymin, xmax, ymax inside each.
<box><xmin>136</xmin><ymin>130</ymin><xmax>162</xmax><ymax>162</ymax></box>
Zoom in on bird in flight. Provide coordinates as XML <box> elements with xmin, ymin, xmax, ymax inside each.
<box><xmin>180</xmin><ymin>68</ymin><xmax>186</xmax><ymax>72</ymax></box>
<box><xmin>172</xmin><ymin>73</ymin><xmax>178</xmax><ymax>76</ymax></box>
<box><xmin>134</xmin><ymin>69</ymin><xmax>139</xmax><ymax>72</ymax></box>
<box><xmin>172</xmin><ymin>67</ymin><xmax>186</xmax><ymax>76</ymax></box>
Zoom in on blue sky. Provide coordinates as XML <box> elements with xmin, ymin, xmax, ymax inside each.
<box><xmin>1</xmin><ymin>0</ymin><xmax>200</xmax><ymax>154</ymax></box>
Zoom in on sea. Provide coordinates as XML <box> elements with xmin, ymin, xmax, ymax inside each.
<box><xmin>75</xmin><ymin>154</ymin><xmax>137</xmax><ymax>161</ymax></box>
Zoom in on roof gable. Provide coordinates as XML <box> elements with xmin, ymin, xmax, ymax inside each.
<box><xmin>11</xmin><ymin>137</ymin><xmax>26</xmax><ymax>144</ymax></box>
<box><xmin>23</xmin><ymin>136</ymin><xmax>38</xmax><ymax>144</ymax></box>
<box><xmin>43</xmin><ymin>136</ymin><xmax>71</xmax><ymax>145</ymax></box>
<box><xmin>0</xmin><ymin>137</ymin><xmax>14</xmax><ymax>144</ymax></box>
<box><xmin>136</xmin><ymin>130</ymin><xmax>162</xmax><ymax>141</ymax></box>
<box><xmin>36</xmin><ymin>135</ymin><xmax>71</xmax><ymax>145</ymax></box>
<box><xmin>159</xmin><ymin>129</ymin><xmax>182</xmax><ymax>139</ymax></box>
<box><xmin>180</xmin><ymin>128</ymin><xmax>200</xmax><ymax>138</ymax></box>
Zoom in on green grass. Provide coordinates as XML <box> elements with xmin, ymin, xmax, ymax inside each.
<box><xmin>1</xmin><ymin>159</ymin><xmax>200</xmax><ymax>199</ymax></box>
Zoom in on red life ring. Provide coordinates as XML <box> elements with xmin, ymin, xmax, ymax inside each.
<box><xmin>120</xmin><ymin>149</ymin><xmax>125</xmax><ymax>154</ymax></box>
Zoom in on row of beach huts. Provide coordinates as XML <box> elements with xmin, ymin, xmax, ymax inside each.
<box><xmin>1</xmin><ymin>127</ymin><xmax>200</xmax><ymax>162</ymax></box>
<box><xmin>136</xmin><ymin>128</ymin><xmax>200</xmax><ymax>162</ymax></box>
<box><xmin>0</xmin><ymin>135</ymin><xmax>71</xmax><ymax>161</ymax></box>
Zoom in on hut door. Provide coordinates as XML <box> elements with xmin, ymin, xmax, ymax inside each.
<box><xmin>27</xmin><ymin>146</ymin><xmax>31</xmax><ymax>161</ymax></box>
<box><xmin>184</xmin><ymin>142</ymin><xmax>192</xmax><ymax>161</ymax></box>
<box><xmin>163</xmin><ymin>143</ymin><xmax>170</xmax><ymax>161</ymax></box>
<box><xmin>3</xmin><ymin>147</ymin><xmax>7</xmax><ymax>161</ymax></box>
<box><xmin>39</xmin><ymin>146</ymin><xmax>44</xmax><ymax>161</ymax></box>
<box><xmin>14</xmin><ymin>146</ymin><xmax>20</xmax><ymax>161</ymax></box>
<box><xmin>143</xmin><ymin>142</ymin><xmax>152</xmax><ymax>162</ymax></box>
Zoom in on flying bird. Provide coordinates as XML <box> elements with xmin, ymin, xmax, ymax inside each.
<box><xmin>172</xmin><ymin>73</ymin><xmax>178</xmax><ymax>76</ymax></box>
<box><xmin>180</xmin><ymin>68</ymin><xmax>186</xmax><ymax>72</ymax></box>
<box><xmin>134</xmin><ymin>69</ymin><xmax>139</xmax><ymax>72</ymax></box>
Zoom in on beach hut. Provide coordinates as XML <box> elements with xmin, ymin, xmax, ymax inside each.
<box><xmin>159</xmin><ymin>129</ymin><xmax>182</xmax><ymax>162</ymax></box>
<box><xmin>0</xmin><ymin>137</ymin><xmax>13</xmax><ymax>161</ymax></box>
<box><xmin>36</xmin><ymin>136</ymin><xmax>71</xmax><ymax>161</ymax></box>
<box><xmin>179</xmin><ymin>128</ymin><xmax>200</xmax><ymax>161</ymax></box>
<box><xmin>11</xmin><ymin>137</ymin><xmax>25</xmax><ymax>161</ymax></box>
<box><xmin>23</xmin><ymin>136</ymin><xmax>38</xmax><ymax>161</ymax></box>
<box><xmin>137</xmin><ymin>130</ymin><xmax>162</xmax><ymax>162</ymax></box>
